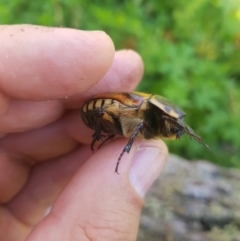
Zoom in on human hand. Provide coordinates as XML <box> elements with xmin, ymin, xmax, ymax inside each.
<box><xmin>0</xmin><ymin>25</ymin><xmax>168</xmax><ymax>241</ymax></box>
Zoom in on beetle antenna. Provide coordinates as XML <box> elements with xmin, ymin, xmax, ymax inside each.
<box><xmin>183</xmin><ymin>126</ymin><xmax>210</xmax><ymax>150</ymax></box>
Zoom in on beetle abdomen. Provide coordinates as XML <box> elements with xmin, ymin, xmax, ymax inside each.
<box><xmin>82</xmin><ymin>99</ymin><xmax>116</xmax><ymax>113</ymax></box>
<box><xmin>81</xmin><ymin>98</ymin><xmax>123</xmax><ymax>135</ymax></box>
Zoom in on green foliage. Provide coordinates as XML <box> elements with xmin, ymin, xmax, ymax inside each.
<box><xmin>1</xmin><ymin>0</ymin><xmax>240</xmax><ymax>167</ymax></box>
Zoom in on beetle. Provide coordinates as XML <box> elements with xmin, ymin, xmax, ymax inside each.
<box><xmin>81</xmin><ymin>92</ymin><xmax>209</xmax><ymax>174</ymax></box>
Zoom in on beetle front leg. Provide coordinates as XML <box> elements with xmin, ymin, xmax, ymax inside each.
<box><xmin>115</xmin><ymin>122</ymin><xmax>145</xmax><ymax>174</ymax></box>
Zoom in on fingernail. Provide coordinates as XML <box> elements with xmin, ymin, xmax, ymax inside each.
<box><xmin>129</xmin><ymin>146</ymin><xmax>167</xmax><ymax>197</ymax></box>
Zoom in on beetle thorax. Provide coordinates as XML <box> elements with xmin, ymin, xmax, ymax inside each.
<box><xmin>118</xmin><ymin>101</ymin><xmax>147</xmax><ymax>138</ymax></box>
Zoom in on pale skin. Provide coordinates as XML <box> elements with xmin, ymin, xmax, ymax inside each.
<box><xmin>0</xmin><ymin>25</ymin><xmax>168</xmax><ymax>241</ymax></box>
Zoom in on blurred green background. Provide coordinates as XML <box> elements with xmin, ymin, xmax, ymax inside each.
<box><xmin>1</xmin><ymin>0</ymin><xmax>239</xmax><ymax>168</ymax></box>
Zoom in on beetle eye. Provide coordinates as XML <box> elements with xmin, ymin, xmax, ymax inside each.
<box><xmin>170</xmin><ymin>126</ymin><xmax>176</xmax><ymax>134</ymax></box>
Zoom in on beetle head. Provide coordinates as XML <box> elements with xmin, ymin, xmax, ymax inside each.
<box><xmin>162</xmin><ymin>115</ymin><xmax>209</xmax><ymax>150</ymax></box>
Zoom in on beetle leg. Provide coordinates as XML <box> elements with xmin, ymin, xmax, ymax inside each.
<box><xmin>91</xmin><ymin>112</ymin><xmax>106</xmax><ymax>151</ymax></box>
<box><xmin>95</xmin><ymin>112</ymin><xmax>104</xmax><ymax>139</ymax></box>
<box><xmin>115</xmin><ymin>122</ymin><xmax>145</xmax><ymax>174</ymax></box>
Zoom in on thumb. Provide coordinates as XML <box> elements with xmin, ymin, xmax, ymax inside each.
<box><xmin>26</xmin><ymin>139</ymin><xmax>168</xmax><ymax>241</ymax></box>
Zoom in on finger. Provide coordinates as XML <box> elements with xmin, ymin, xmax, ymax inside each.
<box><xmin>0</xmin><ymin>49</ymin><xmax>143</xmax><ymax>132</ymax></box>
<box><xmin>0</xmin><ymin>206</ymin><xmax>31</xmax><ymax>241</ymax></box>
<box><xmin>60</xmin><ymin>49</ymin><xmax>144</xmax><ymax>108</ymax></box>
<box><xmin>0</xmin><ymin>24</ymin><xmax>115</xmax><ymax>100</ymax></box>
<box><xmin>6</xmin><ymin>145</ymin><xmax>92</xmax><ymax>225</ymax></box>
<box><xmin>25</xmin><ymin>139</ymin><xmax>168</xmax><ymax>241</ymax></box>
<box><xmin>0</xmin><ymin>25</ymin><xmax>115</xmax><ymax>132</ymax></box>
<box><xmin>0</xmin><ymin>150</ymin><xmax>29</xmax><ymax>203</ymax></box>
<box><xmin>0</xmin><ymin>99</ymin><xmax>64</xmax><ymax>133</ymax></box>
<box><xmin>89</xmin><ymin>49</ymin><xmax>144</xmax><ymax>94</ymax></box>
<box><xmin>0</xmin><ymin>50</ymin><xmax>143</xmax><ymax>203</ymax></box>
<box><xmin>0</xmin><ymin>50</ymin><xmax>144</xmax><ymax>159</ymax></box>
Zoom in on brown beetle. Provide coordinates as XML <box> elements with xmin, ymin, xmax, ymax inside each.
<box><xmin>81</xmin><ymin>92</ymin><xmax>209</xmax><ymax>173</ymax></box>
